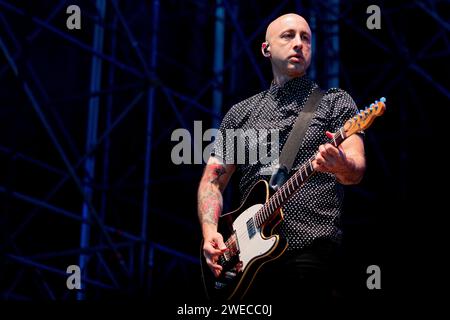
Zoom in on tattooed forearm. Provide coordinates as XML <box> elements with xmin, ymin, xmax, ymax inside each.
<box><xmin>197</xmin><ymin>164</ymin><xmax>227</xmax><ymax>227</ymax></box>
<box><xmin>198</xmin><ymin>188</ymin><xmax>222</xmax><ymax>226</ymax></box>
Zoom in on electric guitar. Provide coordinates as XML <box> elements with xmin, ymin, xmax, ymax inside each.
<box><xmin>200</xmin><ymin>97</ymin><xmax>386</xmax><ymax>301</ymax></box>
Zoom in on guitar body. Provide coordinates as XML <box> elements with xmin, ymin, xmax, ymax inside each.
<box><xmin>200</xmin><ymin>180</ymin><xmax>288</xmax><ymax>301</ymax></box>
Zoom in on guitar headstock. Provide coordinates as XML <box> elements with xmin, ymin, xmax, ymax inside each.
<box><xmin>344</xmin><ymin>97</ymin><xmax>386</xmax><ymax>136</ymax></box>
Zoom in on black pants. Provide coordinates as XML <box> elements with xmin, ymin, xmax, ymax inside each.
<box><xmin>244</xmin><ymin>239</ymin><xmax>339</xmax><ymax>309</ymax></box>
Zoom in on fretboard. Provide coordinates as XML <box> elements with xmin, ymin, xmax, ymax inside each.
<box><xmin>254</xmin><ymin>128</ymin><xmax>347</xmax><ymax>228</ymax></box>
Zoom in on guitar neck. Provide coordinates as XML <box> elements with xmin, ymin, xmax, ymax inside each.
<box><xmin>255</xmin><ymin>128</ymin><xmax>347</xmax><ymax>227</ymax></box>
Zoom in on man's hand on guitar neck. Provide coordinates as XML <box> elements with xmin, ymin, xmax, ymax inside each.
<box><xmin>313</xmin><ymin>131</ymin><xmax>366</xmax><ymax>185</ymax></box>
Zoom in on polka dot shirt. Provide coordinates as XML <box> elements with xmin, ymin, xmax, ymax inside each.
<box><xmin>212</xmin><ymin>75</ymin><xmax>360</xmax><ymax>251</ymax></box>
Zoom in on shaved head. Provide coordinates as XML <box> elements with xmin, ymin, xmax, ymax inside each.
<box><xmin>265</xmin><ymin>13</ymin><xmax>310</xmax><ymax>42</ymax></box>
<box><xmin>262</xmin><ymin>13</ymin><xmax>312</xmax><ymax>84</ymax></box>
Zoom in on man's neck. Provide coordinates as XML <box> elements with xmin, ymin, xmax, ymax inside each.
<box><xmin>273</xmin><ymin>72</ymin><xmax>305</xmax><ymax>86</ymax></box>
<box><xmin>273</xmin><ymin>75</ymin><xmax>292</xmax><ymax>86</ymax></box>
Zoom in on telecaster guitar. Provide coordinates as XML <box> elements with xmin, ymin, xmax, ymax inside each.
<box><xmin>200</xmin><ymin>97</ymin><xmax>386</xmax><ymax>301</ymax></box>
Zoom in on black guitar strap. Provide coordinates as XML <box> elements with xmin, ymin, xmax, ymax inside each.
<box><xmin>269</xmin><ymin>87</ymin><xmax>324</xmax><ymax>190</ymax></box>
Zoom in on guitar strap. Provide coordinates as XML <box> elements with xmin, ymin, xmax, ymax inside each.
<box><xmin>269</xmin><ymin>86</ymin><xmax>324</xmax><ymax>190</ymax></box>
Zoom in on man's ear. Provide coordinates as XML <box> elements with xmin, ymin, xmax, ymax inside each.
<box><xmin>261</xmin><ymin>41</ymin><xmax>270</xmax><ymax>57</ymax></box>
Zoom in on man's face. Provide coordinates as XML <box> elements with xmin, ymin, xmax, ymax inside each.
<box><xmin>266</xmin><ymin>14</ymin><xmax>312</xmax><ymax>79</ymax></box>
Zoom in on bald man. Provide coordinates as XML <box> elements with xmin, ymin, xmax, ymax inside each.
<box><xmin>198</xmin><ymin>13</ymin><xmax>365</xmax><ymax>304</ymax></box>
<box><xmin>262</xmin><ymin>13</ymin><xmax>312</xmax><ymax>84</ymax></box>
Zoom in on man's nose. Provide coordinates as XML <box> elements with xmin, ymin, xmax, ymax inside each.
<box><xmin>293</xmin><ymin>35</ymin><xmax>303</xmax><ymax>50</ymax></box>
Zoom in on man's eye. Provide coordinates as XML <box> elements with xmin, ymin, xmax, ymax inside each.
<box><xmin>282</xmin><ymin>33</ymin><xmax>294</xmax><ymax>38</ymax></box>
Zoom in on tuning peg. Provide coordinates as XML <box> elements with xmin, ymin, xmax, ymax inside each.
<box><xmin>380</xmin><ymin>97</ymin><xmax>386</xmax><ymax>103</ymax></box>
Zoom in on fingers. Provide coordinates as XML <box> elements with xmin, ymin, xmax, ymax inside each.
<box><xmin>211</xmin><ymin>233</ymin><xmax>227</xmax><ymax>251</ymax></box>
<box><xmin>313</xmin><ymin>157</ymin><xmax>328</xmax><ymax>172</ymax></box>
<box><xmin>204</xmin><ymin>242</ymin><xmax>226</xmax><ymax>257</ymax></box>
<box><xmin>205</xmin><ymin>254</ymin><xmax>223</xmax><ymax>277</ymax></box>
<box><xmin>314</xmin><ymin>144</ymin><xmax>331</xmax><ymax>171</ymax></box>
<box><xmin>203</xmin><ymin>232</ymin><xmax>228</xmax><ymax>278</ymax></box>
<box><xmin>321</xmin><ymin>143</ymin><xmax>339</xmax><ymax>158</ymax></box>
<box><xmin>205</xmin><ymin>234</ymin><xmax>227</xmax><ymax>255</ymax></box>
<box><xmin>314</xmin><ymin>131</ymin><xmax>342</xmax><ymax>172</ymax></box>
<box><xmin>315</xmin><ymin>143</ymin><xmax>341</xmax><ymax>172</ymax></box>
<box><xmin>204</xmin><ymin>250</ymin><xmax>224</xmax><ymax>278</ymax></box>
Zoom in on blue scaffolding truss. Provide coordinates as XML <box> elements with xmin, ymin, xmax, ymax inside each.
<box><xmin>0</xmin><ymin>0</ymin><xmax>447</xmax><ymax>301</ymax></box>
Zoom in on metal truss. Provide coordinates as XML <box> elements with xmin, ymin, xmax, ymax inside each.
<box><xmin>0</xmin><ymin>0</ymin><xmax>447</xmax><ymax>301</ymax></box>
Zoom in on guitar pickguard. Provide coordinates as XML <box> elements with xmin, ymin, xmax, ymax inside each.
<box><xmin>231</xmin><ymin>204</ymin><xmax>277</xmax><ymax>270</ymax></box>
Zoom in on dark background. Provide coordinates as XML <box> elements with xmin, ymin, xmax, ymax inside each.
<box><xmin>0</xmin><ymin>0</ymin><xmax>447</xmax><ymax>314</ymax></box>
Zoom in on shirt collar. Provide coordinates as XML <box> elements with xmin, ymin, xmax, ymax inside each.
<box><xmin>268</xmin><ymin>74</ymin><xmax>313</xmax><ymax>95</ymax></box>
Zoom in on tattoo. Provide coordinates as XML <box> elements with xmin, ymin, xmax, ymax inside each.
<box><xmin>197</xmin><ymin>164</ymin><xmax>226</xmax><ymax>226</ymax></box>
<box><xmin>210</xmin><ymin>164</ymin><xmax>226</xmax><ymax>185</ymax></box>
